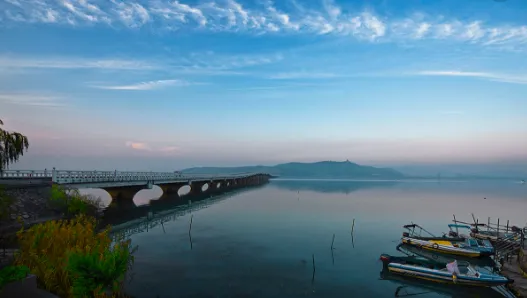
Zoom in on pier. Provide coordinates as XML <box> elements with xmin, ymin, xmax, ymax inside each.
<box><xmin>453</xmin><ymin>214</ymin><xmax>527</xmax><ymax>297</ymax></box>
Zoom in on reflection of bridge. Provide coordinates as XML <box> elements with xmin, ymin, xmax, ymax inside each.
<box><xmin>1</xmin><ymin>169</ymin><xmax>271</xmax><ymax>208</ymax></box>
<box><xmin>110</xmin><ymin>191</ymin><xmax>238</xmax><ymax>241</ymax></box>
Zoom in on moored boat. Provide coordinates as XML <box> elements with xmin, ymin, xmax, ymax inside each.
<box><xmin>397</xmin><ymin>243</ymin><xmax>497</xmax><ymax>269</ymax></box>
<box><xmin>380</xmin><ymin>254</ymin><xmax>513</xmax><ymax>287</ymax></box>
<box><xmin>380</xmin><ymin>266</ymin><xmax>512</xmax><ymax>297</ymax></box>
<box><xmin>402</xmin><ymin>224</ymin><xmax>494</xmax><ymax>258</ymax></box>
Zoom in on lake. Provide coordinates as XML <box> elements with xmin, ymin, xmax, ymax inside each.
<box><xmin>92</xmin><ymin>179</ymin><xmax>527</xmax><ymax>298</ymax></box>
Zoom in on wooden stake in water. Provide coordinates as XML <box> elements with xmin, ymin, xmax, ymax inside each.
<box><xmin>311</xmin><ymin>254</ymin><xmax>316</xmax><ymax>284</ymax></box>
<box><xmin>351</xmin><ymin>218</ymin><xmax>355</xmax><ymax>235</ymax></box>
<box><xmin>331</xmin><ymin>234</ymin><xmax>335</xmax><ymax>250</ymax></box>
<box><xmin>189</xmin><ymin>215</ymin><xmax>194</xmax><ymax>250</ymax></box>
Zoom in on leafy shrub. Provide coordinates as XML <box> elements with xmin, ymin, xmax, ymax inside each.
<box><xmin>14</xmin><ymin>214</ymin><xmax>135</xmax><ymax>298</ymax></box>
<box><xmin>67</xmin><ymin>241</ymin><xmax>135</xmax><ymax>298</ymax></box>
<box><xmin>0</xmin><ymin>265</ymin><xmax>30</xmax><ymax>290</ymax></box>
<box><xmin>49</xmin><ymin>185</ymin><xmax>103</xmax><ymax>218</ymax></box>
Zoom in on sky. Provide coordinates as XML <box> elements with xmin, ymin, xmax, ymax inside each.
<box><xmin>1</xmin><ymin>0</ymin><xmax>527</xmax><ymax>172</ymax></box>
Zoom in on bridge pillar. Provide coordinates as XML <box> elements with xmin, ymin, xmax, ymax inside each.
<box><xmin>208</xmin><ymin>180</ymin><xmax>222</xmax><ymax>195</ymax></box>
<box><xmin>103</xmin><ymin>185</ymin><xmax>145</xmax><ymax>209</ymax></box>
<box><xmin>225</xmin><ymin>179</ymin><xmax>234</xmax><ymax>191</ymax></box>
<box><xmin>157</xmin><ymin>182</ymin><xmax>187</xmax><ymax>199</ymax></box>
<box><xmin>187</xmin><ymin>181</ymin><xmax>207</xmax><ymax>199</ymax></box>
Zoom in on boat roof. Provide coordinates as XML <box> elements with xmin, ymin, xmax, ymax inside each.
<box><xmin>448</xmin><ymin>224</ymin><xmax>472</xmax><ymax>229</ymax></box>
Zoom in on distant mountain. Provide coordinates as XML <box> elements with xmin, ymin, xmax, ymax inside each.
<box><xmin>181</xmin><ymin>160</ymin><xmax>404</xmax><ymax>179</ymax></box>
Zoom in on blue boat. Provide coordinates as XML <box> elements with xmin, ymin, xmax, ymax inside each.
<box><xmin>447</xmin><ymin>224</ymin><xmax>495</xmax><ymax>255</ymax></box>
<box><xmin>380</xmin><ymin>267</ymin><xmax>514</xmax><ymax>297</ymax></box>
<box><xmin>380</xmin><ymin>254</ymin><xmax>513</xmax><ymax>287</ymax></box>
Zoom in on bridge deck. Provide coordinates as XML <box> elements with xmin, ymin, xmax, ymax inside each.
<box><xmin>1</xmin><ymin>170</ymin><xmax>269</xmax><ymax>188</ymax></box>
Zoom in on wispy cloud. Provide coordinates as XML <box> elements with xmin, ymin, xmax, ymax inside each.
<box><xmin>95</xmin><ymin>79</ymin><xmax>192</xmax><ymax>90</ymax></box>
<box><xmin>125</xmin><ymin>141</ymin><xmax>151</xmax><ymax>151</ymax></box>
<box><xmin>0</xmin><ymin>56</ymin><xmax>155</xmax><ymax>70</ymax></box>
<box><xmin>0</xmin><ymin>93</ymin><xmax>67</xmax><ymax>108</ymax></box>
<box><xmin>0</xmin><ymin>52</ymin><xmax>281</xmax><ymax>74</ymax></box>
<box><xmin>269</xmin><ymin>72</ymin><xmax>340</xmax><ymax>80</ymax></box>
<box><xmin>414</xmin><ymin>70</ymin><xmax>527</xmax><ymax>85</ymax></box>
<box><xmin>125</xmin><ymin>141</ymin><xmax>180</xmax><ymax>154</ymax></box>
<box><xmin>2</xmin><ymin>0</ymin><xmax>527</xmax><ymax>50</ymax></box>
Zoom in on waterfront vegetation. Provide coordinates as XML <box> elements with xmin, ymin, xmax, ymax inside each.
<box><xmin>1</xmin><ymin>170</ymin><xmax>137</xmax><ymax>297</ymax></box>
<box><xmin>13</xmin><ymin>214</ymin><xmax>137</xmax><ymax>297</ymax></box>
<box><xmin>50</xmin><ymin>184</ymin><xmax>104</xmax><ymax>219</ymax></box>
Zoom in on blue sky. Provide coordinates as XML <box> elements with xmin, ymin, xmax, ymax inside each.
<box><xmin>1</xmin><ymin>0</ymin><xmax>527</xmax><ymax>171</ymax></box>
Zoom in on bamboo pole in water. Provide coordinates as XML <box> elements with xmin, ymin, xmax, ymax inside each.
<box><xmin>453</xmin><ymin>214</ymin><xmax>459</xmax><ymax>235</ymax></box>
<box><xmin>331</xmin><ymin>234</ymin><xmax>335</xmax><ymax>250</ymax></box>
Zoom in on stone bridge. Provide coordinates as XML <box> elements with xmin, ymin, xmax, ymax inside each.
<box><xmin>1</xmin><ymin>169</ymin><xmax>271</xmax><ymax>208</ymax></box>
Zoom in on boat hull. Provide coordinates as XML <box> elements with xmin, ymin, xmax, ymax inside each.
<box><xmin>387</xmin><ymin>263</ymin><xmax>510</xmax><ymax>287</ymax></box>
<box><xmin>402</xmin><ymin>237</ymin><xmax>487</xmax><ymax>258</ymax></box>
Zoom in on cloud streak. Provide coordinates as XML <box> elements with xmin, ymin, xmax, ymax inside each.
<box><xmin>125</xmin><ymin>141</ymin><xmax>180</xmax><ymax>154</ymax></box>
<box><xmin>268</xmin><ymin>72</ymin><xmax>340</xmax><ymax>79</ymax></box>
<box><xmin>0</xmin><ymin>52</ymin><xmax>282</xmax><ymax>74</ymax></box>
<box><xmin>414</xmin><ymin>70</ymin><xmax>527</xmax><ymax>85</ymax></box>
<box><xmin>2</xmin><ymin>0</ymin><xmax>527</xmax><ymax>51</ymax></box>
<box><xmin>95</xmin><ymin>79</ymin><xmax>192</xmax><ymax>90</ymax></box>
<box><xmin>0</xmin><ymin>93</ymin><xmax>67</xmax><ymax>108</ymax></box>
<box><xmin>0</xmin><ymin>56</ymin><xmax>155</xmax><ymax>70</ymax></box>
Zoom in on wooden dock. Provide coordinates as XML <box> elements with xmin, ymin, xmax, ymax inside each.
<box><xmin>454</xmin><ymin>214</ymin><xmax>527</xmax><ymax>297</ymax></box>
<box><xmin>502</xmin><ymin>248</ymin><xmax>527</xmax><ymax>297</ymax></box>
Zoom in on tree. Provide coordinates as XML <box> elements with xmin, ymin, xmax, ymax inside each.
<box><xmin>0</xmin><ymin>119</ymin><xmax>29</xmax><ymax>171</ymax></box>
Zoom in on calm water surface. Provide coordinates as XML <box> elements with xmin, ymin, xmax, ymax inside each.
<box><xmin>99</xmin><ymin>179</ymin><xmax>526</xmax><ymax>298</ymax></box>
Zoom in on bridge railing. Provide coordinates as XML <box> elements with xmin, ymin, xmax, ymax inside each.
<box><xmin>1</xmin><ymin>169</ymin><xmax>267</xmax><ymax>184</ymax></box>
<box><xmin>0</xmin><ymin>170</ymin><xmax>52</xmax><ymax>178</ymax></box>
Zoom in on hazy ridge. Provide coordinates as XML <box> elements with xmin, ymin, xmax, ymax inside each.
<box><xmin>181</xmin><ymin>160</ymin><xmax>405</xmax><ymax>179</ymax></box>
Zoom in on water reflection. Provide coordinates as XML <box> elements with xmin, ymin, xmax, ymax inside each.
<box><xmin>271</xmin><ymin>178</ymin><xmax>400</xmax><ymax>194</ymax></box>
<box><xmin>102</xmin><ymin>180</ymin><xmax>526</xmax><ymax>297</ymax></box>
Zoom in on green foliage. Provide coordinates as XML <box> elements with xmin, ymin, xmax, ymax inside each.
<box><xmin>50</xmin><ymin>185</ymin><xmax>103</xmax><ymax>217</ymax></box>
<box><xmin>0</xmin><ymin>265</ymin><xmax>30</xmax><ymax>289</ymax></box>
<box><xmin>0</xmin><ymin>186</ymin><xmax>14</xmax><ymax>220</ymax></box>
<box><xmin>67</xmin><ymin>241</ymin><xmax>136</xmax><ymax>298</ymax></box>
<box><xmin>0</xmin><ymin>119</ymin><xmax>29</xmax><ymax>171</ymax></box>
<box><xmin>14</xmin><ymin>214</ymin><xmax>136</xmax><ymax>298</ymax></box>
